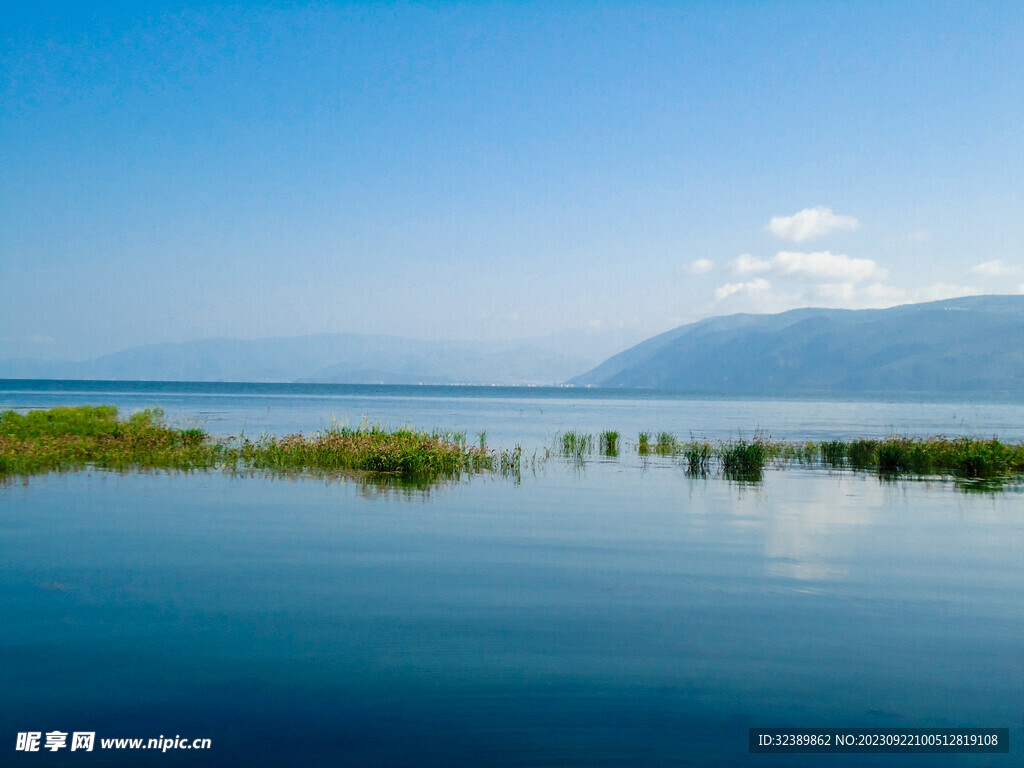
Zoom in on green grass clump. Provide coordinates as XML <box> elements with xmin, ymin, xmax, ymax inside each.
<box><xmin>6</xmin><ymin>408</ymin><xmax>1023</xmax><ymax>490</ymax></box>
<box><xmin>0</xmin><ymin>406</ymin><xmax>216</xmax><ymax>476</ymax></box>
<box><xmin>656</xmin><ymin>431</ymin><xmax>679</xmax><ymax>455</ymax></box>
<box><xmin>948</xmin><ymin>438</ymin><xmax>1016</xmax><ymax>477</ymax></box>
<box><xmin>873</xmin><ymin>438</ymin><xmax>935</xmax><ymax>476</ymax></box>
<box><xmin>0</xmin><ymin>404</ymin><xmax>121</xmax><ymax>438</ymax></box>
<box><xmin>847</xmin><ymin>439</ymin><xmax>879</xmax><ymax>471</ymax></box>
<box><xmin>825</xmin><ymin>435</ymin><xmax>1023</xmax><ymax>480</ymax></box>
<box><xmin>719</xmin><ymin>439</ymin><xmax>767</xmax><ymax>480</ymax></box>
<box><xmin>498</xmin><ymin>444</ymin><xmax>523</xmax><ymax>481</ymax></box>
<box><xmin>683</xmin><ymin>441</ymin><xmax>712</xmax><ymax>475</ymax></box>
<box><xmin>820</xmin><ymin>440</ymin><xmax>847</xmax><ymax>468</ymax></box>
<box><xmin>559</xmin><ymin>431</ymin><xmax>594</xmax><ymax>461</ymax></box>
<box><xmin>238</xmin><ymin>426</ymin><xmax>490</xmax><ymax>478</ymax></box>
<box><xmin>876</xmin><ymin>439</ymin><xmax>909</xmax><ymax>475</ymax></box>
<box><xmin>600</xmin><ymin>430</ymin><xmax>619</xmax><ymax>457</ymax></box>
<box><xmin>0</xmin><ymin>407</ymin><xmax>490</xmax><ymax>484</ymax></box>
<box><xmin>778</xmin><ymin>441</ymin><xmax>816</xmax><ymax>466</ymax></box>
<box><xmin>797</xmin><ymin>441</ymin><xmax>819</xmax><ymax>465</ymax></box>
<box><xmin>640</xmin><ymin>431</ymin><xmax>1023</xmax><ymax>486</ymax></box>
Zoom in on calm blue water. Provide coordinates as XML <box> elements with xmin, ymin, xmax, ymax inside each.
<box><xmin>3</xmin><ymin>379</ymin><xmax>1024</xmax><ymax>446</ymax></box>
<box><xmin>2</xmin><ymin>381</ymin><xmax>1023</xmax><ymax>766</ymax></box>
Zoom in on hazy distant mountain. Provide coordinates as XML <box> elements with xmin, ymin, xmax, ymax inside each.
<box><xmin>569</xmin><ymin>295</ymin><xmax>1024</xmax><ymax>396</ymax></box>
<box><xmin>0</xmin><ymin>333</ymin><xmax>603</xmax><ymax>385</ymax></box>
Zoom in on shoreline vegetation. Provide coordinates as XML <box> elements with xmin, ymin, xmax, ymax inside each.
<box><xmin>0</xmin><ymin>406</ymin><xmax>492</xmax><ymax>483</ymax></box>
<box><xmin>2</xmin><ymin>407</ymin><xmax>1023</xmax><ymax>490</ymax></box>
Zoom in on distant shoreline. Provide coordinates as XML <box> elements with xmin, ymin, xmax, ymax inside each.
<box><xmin>4</xmin><ymin>378</ymin><xmax>1024</xmax><ymax>405</ymax></box>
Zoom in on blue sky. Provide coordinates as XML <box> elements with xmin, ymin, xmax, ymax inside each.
<box><xmin>2</xmin><ymin>1</ymin><xmax>1023</xmax><ymax>360</ymax></box>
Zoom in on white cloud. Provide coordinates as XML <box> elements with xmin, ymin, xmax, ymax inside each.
<box><xmin>709</xmin><ymin>274</ymin><xmax>912</xmax><ymax>316</ymax></box>
<box><xmin>685</xmin><ymin>258</ymin><xmax>714</xmax><ymax>274</ymax></box>
<box><xmin>705</xmin><ymin>213</ymin><xmax>995</xmax><ymax>318</ymax></box>
<box><xmin>969</xmin><ymin>259</ymin><xmax>1021</xmax><ymax>277</ymax></box>
<box><xmin>730</xmin><ymin>253</ymin><xmax>772</xmax><ymax>275</ymax></box>
<box><xmin>768</xmin><ymin>206</ymin><xmax>860</xmax><ymax>242</ymax></box>
<box><xmin>905</xmin><ymin>230</ymin><xmax>932</xmax><ymax>243</ymax></box>
<box><xmin>713</xmin><ymin>278</ymin><xmax>771</xmax><ymax>301</ymax></box>
<box><xmin>721</xmin><ymin>249</ymin><xmax>885</xmax><ymax>304</ymax></box>
<box><xmin>773</xmin><ymin>250</ymin><xmax>885</xmax><ymax>282</ymax></box>
<box><xmin>912</xmin><ymin>283</ymin><xmax>984</xmax><ymax>302</ymax></box>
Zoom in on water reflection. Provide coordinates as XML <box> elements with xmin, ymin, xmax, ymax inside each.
<box><xmin>1</xmin><ymin>465</ymin><xmax>486</xmax><ymax>499</ymax></box>
<box><xmin>3</xmin><ymin>461</ymin><xmax>1023</xmax><ymax>766</ymax></box>
<box><xmin>228</xmin><ymin>466</ymin><xmax>492</xmax><ymax>498</ymax></box>
<box><xmin>758</xmin><ymin>471</ymin><xmax>873</xmax><ymax>583</ymax></box>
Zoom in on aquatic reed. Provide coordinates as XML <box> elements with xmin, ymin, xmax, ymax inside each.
<box><xmin>655</xmin><ymin>431</ymin><xmax>679</xmax><ymax>455</ymax></box>
<box><xmin>1</xmin><ymin>406</ymin><xmax>490</xmax><ymax>482</ymax></box>
<box><xmin>558</xmin><ymin>431</ymin><xmax>594</xmax><ymax>461</ymax></box>
<box><xmin>600</xmin><ymin>430</ymin><xmax>619</xmax><ymax>457</ymax></box>
<box><xmin>637</xmin><ymin>431</ymin><xmax>651</xmax><ymax>455</ymax></box>
<box><xmin>682</xmin><ymin>441</ymin><xmax>712</xmax><ymax>475</ymax></box>
<box><xmin>4</xmin><ymin>407</ymin><xmax>1023</xmax><ymax>487</ymax></box>
<box><xmin>719</xmin><ymin>439</ymin><xmax>767</xmax><ymax>480</ymax></box>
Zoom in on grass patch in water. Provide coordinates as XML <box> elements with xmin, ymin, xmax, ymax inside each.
<box><xmin>655</xmin><ymin>431</ymin><xmax>679</xmax><ymax>455</ymax></box>
<box><xmin>238</xmin><ymin>425</ymin><xmax>492</xmax><ymax>479</ymax></box>
<box><xmin>848</xmin><ymin>439</ymin><xmax>878</xmax><ymax>471</ymax></box>
<box><xmin>5</xmin><ymin>407</ymin><xmax>1023</xmax><ymax>489</ymax></box>
<box><xmin>558</xmin><ymin>431</ymin><xmax>594</xmax><ymax>462</ymax></box>
<box><xmin>600</xmin><ymin>431</ymin><xmax>619</xmax><ymax>457</ymax></box>
<box><xmin>0</xmin><ymin>406</ymin><xmax>215</xmax><ymax>475</ymax></box>
<box><xmin>1</xmin><ymin>406</ymin><xmax>491</xmax><ymax>483</ymax></box>
<box><xmin>683</xmin><ymin>441</ymin><xmax>712</xmax><ymax>475</ymax></box>
<box><xmin>867</xmin><ymin>436</ymin><xmax>1022</xmax><ymax>478</ymax></box>
<box><xmin>820</xmin><ymin>440</ymin><xmax>847</xmax><ymax>468</ymax></box>
<box><xmin>637</xmin><ymin>432</ymin><xmax>1023</xmax><ymax>484</ymax></box>
<box><xmin>719</xmin><ymin>439</ymin><xmax>767</xmax><ymax>481</ymax></box>
<box><xmin>795</xmin><ymin>435</ymin><xmax>1024</xmax><ymax>479</ymax></box>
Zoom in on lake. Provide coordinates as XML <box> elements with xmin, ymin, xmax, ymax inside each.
<box><xmin>2</xmin><ymin>381</ymin><xmax>1023</xmax><ymax>766</ymax></box>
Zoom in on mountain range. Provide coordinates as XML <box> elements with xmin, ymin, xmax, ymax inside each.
<box><xmin>0</xmin><ymin>330</ymin><xmax>630</xmax><ymax>386</ymax></box>
<box><xmin>569</xmin><ymin>295</ymin><xmax>1024</xmax><ymax>395</ymax></box>
<box><xmin>3</xmin><ymin>296</ymin><xmax>1022</xmax><ymax>395</ymax></box>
